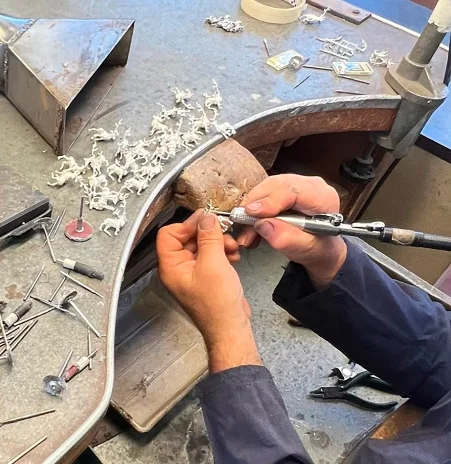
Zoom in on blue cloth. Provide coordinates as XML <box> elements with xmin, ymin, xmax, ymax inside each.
<box><xmin>197</xmin><ymin>241</ymin><xmax>451</xmax><ymax>463</ymax></box>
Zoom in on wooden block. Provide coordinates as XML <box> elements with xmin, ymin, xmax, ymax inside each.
<box><xmin>173</xmin><ymin>139</ymin><xmax>268</xmax><ymax>212</ymax></box>
<box><xmin>306</xmin><ymin>0</ymin><xmax>371</xmax><ymax>24</ymax></box>
<box><xmin>252</xmin><ymin>140</ymin><xmax>283</xmax><ymax>170</ymax></box>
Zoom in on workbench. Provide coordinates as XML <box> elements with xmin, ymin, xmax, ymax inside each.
<box><xmin>0</xmin><ymin>1</ymin><xmax>448</xmax><ymax>463</ymax></box>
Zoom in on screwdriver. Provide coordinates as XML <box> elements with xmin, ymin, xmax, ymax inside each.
<box><xmin>62</xmin><ymin>349</ymin><xmax>98</xmax><ymax>382</ymax></box>
<box><xmin>224</xmin><ymin>207</ymin><xmax>451</xmax><ymax>252</ymax></box>
<box><xmin>56</xmin><ymin>258</ymin><xmax>104</xmax><ymax>280</ymax></box>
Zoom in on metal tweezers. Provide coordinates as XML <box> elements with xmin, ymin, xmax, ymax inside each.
<box><xmin>310</xmin><ymin>371</ymin><xmax>398</xmax><ymax>411</ymax></box>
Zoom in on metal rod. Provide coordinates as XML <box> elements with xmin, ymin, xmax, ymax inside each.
<box><xmin>41</xmin><ymin>215</ymin><xmax>60</xmax><ymax>248</ymax></box>
<box><xmin>303</xmin><ymin>64</ymin><xmax>333</xmax><ymax>71</ymax></box>
<box><xmin>293</xmin><ymin>75</ymin><xmax>311</xmax><ymax>89</ymax></box>
<box><xmin>29</xmin><ymin>296</ymin><xmax>75</xmax><ymax>316</ymax></box>
<box><xmin>408</xmin><ymin>21</ymin><xmax>446</xmax><ymax>67</ymax></box>
<box><xmin>5</xmin><ymin>325</ymin><xmax>22</xmax><ymax>337</ymax></box>
<box><xmin>0</xmin><ymin>324</ymin><xmax>30</xmax><ymax>351</ymax></box>
<box><xmin>15</xmin><ymin>306</ymin><xmax>53</xmax><ymax>325</ymax></box>
<box><xmin>0</xmin><ymin>310</ymin><xmax>13</xmax><ymax>364</ymax></box>
<box><xmin>87</xmin><ymin>329</ymin><xmax>93</xmax><ymax>370</ymax></box>
<box><xmin>42</xmin><ymin>225</ymin><xmax>57</xmax><ymax>262</ymax></box>
<box><xmin>61</xmin><ymin>272</ymin><xmax>104</xmax><ymax>299</ymax></box>
<box><xmin>335</xmin><ymin>89</ymin><xmax>364</xmax><ymax>95</ymax></box>
<box><xmin>68</xmin><ymin>301</ymin><xmax>101</xmax><ymax>338</ymax></box>
<box><xmin>9</xmin><ymin>320</ymin><xmax>38</xmax><ymax>351</ymax></box>
<box><xmin>0</xmin><ymin>325</ymin><xmax>26</xmax><ymax>345</ymax></box>
<box><xmin>7</xmin><ymin>436</ymin><xmax>47</xmax><ymax>464</ymax></box>
<box><xmin>49</xmin><ymin>272</ymin><xmax>69</xmax><ymax>302</ymax></box>
<box><xmin>338</xmin><ymin>75</ymin><xmax>370</xmax><ymax>84</ymax></box>
<box><xmin>263</xmin><ymin>38</ymin><xmax>271</xmax><ymax>57</ymax></box>
<box><xmin>76</xmin><ymin>198</ymin><xmax>84</xmax><ymax>232</ymax></box>
<box><xmin>50</xmin><ymin>208</ymin><xmax>66</xmax><ymax>241</ymax></box>
<box><xmin>58</xmin><ymin>349</ymin><xmax>74</xmax><ymax>378</ymax></box>
<box><xmin>0</xmin><ymin>408</ymin><xmax>55</xmax><ymax>427</ymax></box>
<box><xmin>23</xmin><ymin>266</ymin><xmax>45</xmax><ymax>301</ymax></box>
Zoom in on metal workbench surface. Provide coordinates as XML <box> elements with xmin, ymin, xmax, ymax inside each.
<box><xmin>0</xmin><ymin>1</ymin><xmax>446</xmax><ymax>462</ymax></box>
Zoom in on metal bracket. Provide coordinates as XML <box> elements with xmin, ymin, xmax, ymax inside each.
<box><xmin>375</xmin><ymin>21</ymin><xmax>449</xmax><ymax>158</ymax></box>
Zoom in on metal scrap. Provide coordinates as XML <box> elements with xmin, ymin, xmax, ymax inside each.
<box><xmin>317</xmin><ymin>35</ymin><xmax>367</xmax><ymax>61</ymax></box>
<box><xmin>47</xmin><ymin>79</ymin><xmax>235</xmax><ymax>237</ymax></box>
<box><xmin>370</xmin><ymin>49</ymin><xmax>395</xmax><ymax>67</ymax></box>
<box><xmin>205</xmin><ymin>15</ymin><xmax>244</xmax><ymax>33</ymax></box>
<box><xmin>299</xmin><ymin>8</ymin><xmax>330</xmax><ymax>24</ymax></box>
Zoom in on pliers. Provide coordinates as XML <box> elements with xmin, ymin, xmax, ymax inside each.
<box><xmin>330</xmin><ymin>362</ymin><xmax>395</xmax><ymax>394</ymax></box>
<box><xmin>310</xmin><ymin>371</ymin><xmax>399</xmax><ymax>411</ymax></box>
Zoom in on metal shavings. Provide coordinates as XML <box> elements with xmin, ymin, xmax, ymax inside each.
<box><xmin>89</xmin><ymin>119</ymin><xmax>122</xmax><ymax>141</ymax></box>
<box><xmin>299</xmin><ymin>8</ymin><xmax>330</xmax><ymax>24</ymax></box>
<box><xmin>134</xmin><ymin>373</ymin><xmax>152</xmax><ymax>397</ymax></box>
<box><xmin>205</xmin><ymin>15</ymin><xmax>244</xmax><ymax>33</ymax></box>
<box><xmin>218</xmin><ymin>215</ymin><xmax>234</xmax><ymax>233</ymax></box>
<box><xmin>49</xmin><ymin>79</ymin><xmax>233</xmax><ymax>237</ymax></box>
<box><xmin>189</xmin><ymin>104</ymin><xmax>215</xmax><ymax>135</ymax></box>
<box><xmin>171</xmin><ymin>87</ymin><xmax>194</xmax><ymax>109</ymax></box>
<box><xmin>269</xmin><ymin>97</ymin><xmax>282</xmax><ymax>104</ymax></box>
<box><xmin>47</xmin><ymin>156</ymin><xmax>85</xmax><ymax>187</ymax></box>
<box><xmin>317</xmin><ymin>36</ymin><xmax>367</xmax><ymax>60</ymax></box>
<box><xmin>251</xmin><ymin>93</ymin><xmax>262</xmax><ymax>101</ymax></box>
<box><xmin>204</xmin><ymin>201</ymin><xmax>234</xmax><ymax>233</ymax></box>
<box><xmin>84</xmin><ymin>142</ymin><xmax>108</xmax><ymax>176</ymax></box>
<box><xmin>214</xmin><ymin>122</ymin><xmax>236</xmax><ymax>139</ymax></box>
<box><xmin>99</xmin><ymin>200</ymin><xmax>127</xmax><ymax>236</ymax></box>
<box><xmin>203</xmin><ymin>79</ymin><xmax>223</xmax><ymax>118</ymax></box>
<box><xmin>369</xmin><ymin>49</ymin><xmax>395</xmax><ymax>67</ymax></box>
<box><xmin>204</xmin><ymin>200</ymin><xmax>215</xmax><ymax>214</ymax></box>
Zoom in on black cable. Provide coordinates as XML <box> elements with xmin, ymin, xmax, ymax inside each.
<box><xmin>444</xmin><ymin>33</ymin><xmax>451</xmax><ymax>86</ymax></box>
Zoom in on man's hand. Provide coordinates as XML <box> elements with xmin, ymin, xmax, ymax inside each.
<box><xmin>237</xmin><ymin>174</ymin><xmax>347</xmax><ymax>288</ymax></box>
<box><xmin>157</xmin><ymin>210</ymin><xmax>262</xmax><ymax>373</ymax></box>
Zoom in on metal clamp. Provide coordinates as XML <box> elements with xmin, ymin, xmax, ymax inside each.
<box><xmin>312</xmin><ymin>213</ymin><xmax>344</xmax><ymax>226</ymax></box>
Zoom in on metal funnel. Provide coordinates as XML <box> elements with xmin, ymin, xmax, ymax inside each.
<box><xmin>0</xmin><ymin>13</ymin><xmax>134</xmax><ymax>154</ymax></box>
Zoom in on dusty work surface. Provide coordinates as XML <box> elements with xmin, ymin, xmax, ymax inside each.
<box><xmin>94</xmin><ymin>243</ymin><xmax>401</xmax><ymax>464</ymax></box>
<box><xmin>0</xmin><ymin>0</ymin><xmax>446</xmax><ymax>462</ymax></box>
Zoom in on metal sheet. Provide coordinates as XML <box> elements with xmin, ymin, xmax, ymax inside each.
<box><xmin>0</xmin><ymin>1</ymin><xmax>448</xmax><ymax>462</ymax></box>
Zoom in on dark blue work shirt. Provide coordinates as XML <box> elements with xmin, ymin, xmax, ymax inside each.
<box><xmin>197</xmin><ymin>241</ymin><xmax>451</xmax><ymax>463</ymax></box>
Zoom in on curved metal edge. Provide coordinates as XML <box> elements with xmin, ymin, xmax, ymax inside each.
<box><xmin>44</xmin><ymin>94</ymin><xmax>402</xmax><ymax>463</ymax></box>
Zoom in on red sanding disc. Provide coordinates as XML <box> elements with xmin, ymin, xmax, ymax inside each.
<box><xmin>64</xmin><ymin>219</ymin><xmax>93</xmax><ymax>242</ymax></box>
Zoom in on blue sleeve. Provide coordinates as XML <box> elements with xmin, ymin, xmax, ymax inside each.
<box><xmin>273</xmin><ymin>240</ymin><xmax>451</xmax><ymax>409</ymax></box>
<box><xmin>197</xmin><ymin>365</ymin><xmax>313</xmax><ymax>464</ymax></box>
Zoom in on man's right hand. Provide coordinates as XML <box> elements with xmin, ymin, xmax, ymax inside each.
<box><xmin>237</xmin><ymin>174</ymin><xmax>347</xmax><ymax>288</ymax></box>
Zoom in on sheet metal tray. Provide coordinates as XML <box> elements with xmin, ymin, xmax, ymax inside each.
<box><xmin>111</xmin><ymin>271</ymin><xmax>208</xmax><ymax>432</ymax></box>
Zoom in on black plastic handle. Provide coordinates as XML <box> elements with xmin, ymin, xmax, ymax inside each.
<box><xmin>381</xmin><ymin>228</ymin><xmax>451</xmax><ymax>252</ymax></box>
<box><xmin>73</xmin><ymin>262</ymin><xmax>104</xmax><ymax>280</ymax></box>
<box><xmin>343</xmin><ymin>393</ymin><xmax>398</xmax><ymax>411</ymax></box>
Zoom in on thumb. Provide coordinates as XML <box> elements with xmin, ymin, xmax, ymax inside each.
<box><xmin>254</xmin><ymin>218</ymin><xmax>311</xmax><ymax>257</ymax></box>
<box><xmin>196</xmin><ymin>214</ymin><xmax>226</xmax><ymax>264</ymax></box>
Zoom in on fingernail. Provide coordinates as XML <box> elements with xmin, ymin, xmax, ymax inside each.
<box><xmin>255</xmin><ymin>221</ymin><xmax>274</xmax><ymax>237</ymax></box>
<box><xmin>236</xmin><ymin>237</ymin><xmax>246</xmax><ymax>246</ymax></box>
<box><xmin>199</xmin><ymin>213</ymin><xmax>216</xmax><ymax>230</ymax></box>
<box><xmin>246</xmin><ymin>202</ymin><xmax>261</xmax><ymax>212</ymax></box>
